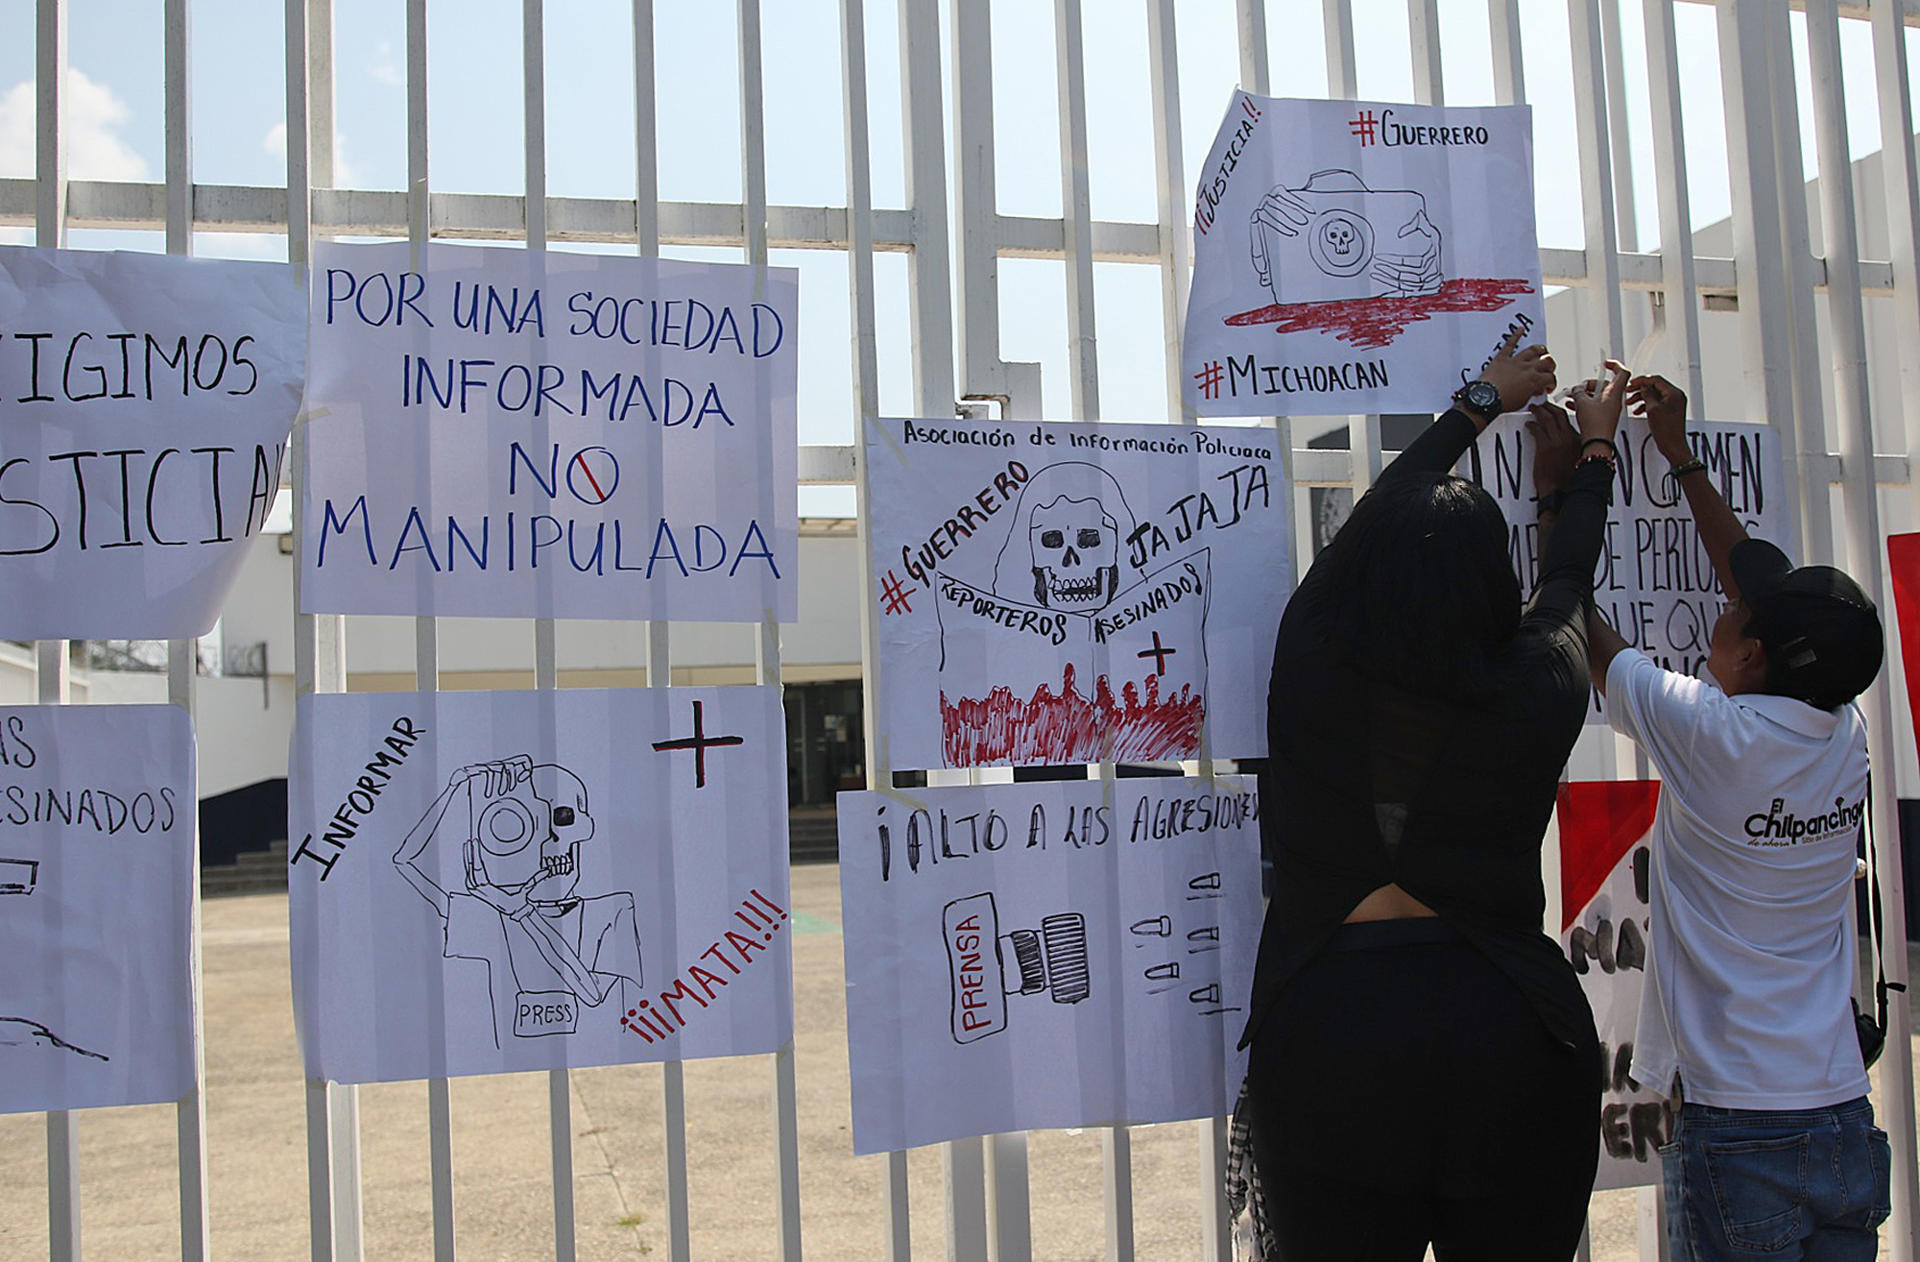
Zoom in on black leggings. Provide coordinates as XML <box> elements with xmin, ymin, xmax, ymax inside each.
<box><xmin>1246</xmin><ymin>920</ymin><xmax>1600</xmax><ymax>1261</ymax></box>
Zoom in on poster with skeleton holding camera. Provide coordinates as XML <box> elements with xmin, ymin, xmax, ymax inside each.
<box><xmin>865</xmin><ymin>415</ymin><xmax>1288</xmax><ymax>769</ymax></box>
<box><xmin>289</xmin><ymin>687</ymin><xmax>792</xmax><ymax>1084</ymax></box>
<box><xmin>1184</xmin><ymin>92</ymin><xmax>1543</xmax><ymax>417</ymax></box>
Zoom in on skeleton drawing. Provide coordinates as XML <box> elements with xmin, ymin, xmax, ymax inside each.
<box><xmin>990</xmin><ymin>463</ymin><xmax>1142</xmax><ymax>613</ymax></box>
<box><xmin>394</xmin><ymin>758</ymin><xmax>644</xmax><ymax>1047</ymax></box>
<box><xmin>1249</xmin><ymin>169</ymin><xmax>1444</xmax><ymax>303</ymax></box>
<box><xmin>0</xmin><ymin>858</ymin><xmax>109</xmax><ymax>1064</ymax></box>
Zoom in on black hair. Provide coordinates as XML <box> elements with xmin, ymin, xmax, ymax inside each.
<box><xmin>1315</xmin><ymin>472</ymin><xmax>1522</xmax><ymax>700</ymax></box>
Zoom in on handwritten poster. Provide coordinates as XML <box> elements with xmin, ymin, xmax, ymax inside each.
<box><xmin>289</xmin><ymin>687</ymin><xmax>792</xmax><ymax>1084</ymax></box>
<box><xmin>300</xmin><ymin>241</ymin><xmax>798</xmax><ymax>621</ymax></box>
<box><xmin>1886</xmin><ymin>533</ymin><xmax>1920</xmax><ymax>746</ymax></box>
<box><xmin>838</xmin><ymin>776</ymin><xmax>1260</xmax><ymax>1154</ymax></box>
<box><xmin>0</xmin><ymin>705</ymin><xmax>197</xmax><ymax>1115</ymax></box>
<box><xmin>865</xmin><ymin>417</ymin><xmax>1289</xmax><ymax>769</ymax></box>
<box><xmin>0</xmin><ymin>246</ymin><xmax>305</xmax><ymax>639</ymax></box>
<box><xmin>1184</xmin><ymin>93</ymin><xmax>1542</xmax><ymax>417</ymax></box>
<box><xmin>1558</xmin><ymin>780</ymin><xmax>1671</xmax><ymax>1190</ymax></box>
<box><xmin>1463</xmin><ymin>412</ymin><xmax>1786</xmax><ymax>719</ymax></box>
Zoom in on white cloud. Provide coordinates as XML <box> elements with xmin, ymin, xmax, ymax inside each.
<box><xmin>265</xmin><ymin>121</ymin><xmax>364</xmax><ymax>190</ymax></box>
<box><xmin>0</xmin><ymin>70</ymin><xmax>152</xmax><ymax>182</ymax></box>
<box><xmin>369</xmin><ymin>41</ymin><xmax>405</xmax><ymax>88</ymax></box>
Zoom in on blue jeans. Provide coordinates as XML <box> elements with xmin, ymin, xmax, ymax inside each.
<box><xmin>1663</xmin><ymin>1097</ymin><xmax>1890</xmax><ymax>1261</ymax></box>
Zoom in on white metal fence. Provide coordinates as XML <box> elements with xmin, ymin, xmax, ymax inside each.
<box><xmin>11</xmin><ymin>0</ymin><xmax>1920</xmax><ymax>1258</ymax></box>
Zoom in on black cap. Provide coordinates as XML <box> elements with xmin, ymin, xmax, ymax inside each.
<box><xmin>1729</xmin><ymin>538</ymin><xmax>1884</xmax><ymax>709</ymax></box>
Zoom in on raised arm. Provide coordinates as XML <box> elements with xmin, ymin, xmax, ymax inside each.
<box><xmin>1631</xmin><ymin>374</ymin><xmax>1748</xmax><ymax>598</ymax></box>
<box><xmin>1376</xmin><ymin>334</ymin><xmax>1558</xmax><ymax>485</ymax></box>
<box><xmin>1526</xmin><ymin>362</ymin><xmax>1629</xmax><ymax>629</ymax></box>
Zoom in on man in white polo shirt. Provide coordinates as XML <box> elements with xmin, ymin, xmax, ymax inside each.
<box><xmin>1584</xmin><ymin>373</ymin><xmax>1890</xmax><ymax>1261</ymax></box>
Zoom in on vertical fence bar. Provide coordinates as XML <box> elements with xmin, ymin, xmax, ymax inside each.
<box><xmin>1147</xmin><ymin>0</ymin><xmax>1189</xmax><ymax>427</ymax></box>
<box><xmin>897</xmin><ymin>0</ymin><xmax>966</xmax><ymax>1250</ymax></box>
<box><xmin>1569</xmin><ymin>0</ymin><xmax>1626</xmax><ymax>357</ymax></box>
<box><xmin>517</xmin><ymin>6</ymin><xmax>578</xmax><ymax>1261</ymax></box>
<box><xmin>164</xmin><ymin>3</ymin><xmax>213</xmax><ymax>1258</ymax></box>
<box><xmin>1641</xmin><ymin>0</ymin><xmax>1704</xmax><ymax>404</ymax></box>
<box><xmin>1318</xmin><ymin>1</ymin><xmax>1381</xmax><ymax>492</ymax></box>
<box><xmin>1052</xmin><ymin>2</ymin><xmax>1134</xmax><ymax>1256</ymax></box>
<box><xmin>1762</xmin><ymin>2</ymin><xmax>1835</xmax><ymax>567</ymax></box>
<box><xmin>1715</xmin><ymin>2</ymin><xmax>1808</xmax><ymax>557</ymax></box>
<box><xmin>1488</xmin><ymin>0</ymin><xmax>1524</xmax><ymax>104</ymax></box>
<box><xmin>738</xmin><ymin>5</ymin><xmax>803</xmax><ymax>1256</ymax></box>
<box><xmin>1868</xmin><ymin>9</ymin><xmax>1920</xmax><ymax>1255</ymax></box>
<box><xmin>1408</xmin><ymin>0</ymin><xmax>1444</xmax><ymax>105</ymax></box>
<box><xmin>840</xmin><ymin>0</ymin><xmax>907</xmax><ymax>1255</ymax></box>
<box><xmin>399</xmin><ymin>0</ymin><xmax>455</xmax><ymax>1257</ymax></box>
<box><xmin>34</xmin><ymin>5</ymin><xmax>78</xmax><ymax>1258</ymax></box>
<box><xmin>1813</xmin><ymin>9</ymin><xmax>1920</xmax><ymax>1262</ymax></box>
<box><xmin>626</xmin><ymin>5</ymin><xmax>691</xmax><ymax>1259</ymax></box>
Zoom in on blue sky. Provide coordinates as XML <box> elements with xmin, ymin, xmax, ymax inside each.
<box><xmin>0</xmin><ymin>1</ymin><xmax>1913</xmax><ymax>513</ymax></box>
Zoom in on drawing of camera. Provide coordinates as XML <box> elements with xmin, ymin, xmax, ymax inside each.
<box><xmin>1248</xmin><ymin>169</ymin><xmax>1444</xmax><ymax>304</ymax></box>
<box><xmin>942</xmin><ymin>892</ymin><xmax>1091</xmax><ymax>1045</ymax></box>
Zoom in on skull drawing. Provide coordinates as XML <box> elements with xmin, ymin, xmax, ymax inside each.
<box><xmin>1028</xmin><ymin>497</ymin><xmax>1118</xmax><ymax>609</ymax></box>
<box><xmin>991</xmin><ymin>462</ymin><xmax>1140</xmax><ymax>613</ymax></box>
<box><xmin>470</xmin><ymin>764</ymin><xmax>595</xmax><ymax>905</ymax></box>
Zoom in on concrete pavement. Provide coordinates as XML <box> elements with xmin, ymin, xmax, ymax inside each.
<box><xmin>0</xmin><ymin>862</ymin><xmax>1904</xmax><ymax>1259</ymax></box>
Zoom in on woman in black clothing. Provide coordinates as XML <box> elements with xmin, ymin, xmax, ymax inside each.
<box><xmin>1236</xmin><ymin>340</ymin><xmax>1625</xmax><ymax>1261</ymax></box>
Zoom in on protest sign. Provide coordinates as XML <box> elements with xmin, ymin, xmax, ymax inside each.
<box><xmin>0</xmin><ymin>705</ymin><xmax>197</xmax><ymax>1115</ymax></box>
<box><xmin>1463</xmin><ymin>412</ymin><xmax>1786</xmax><ymax>720</ymax></box>
<box><xmin>289</xmin><ymin>687</ymin><xmax>792</xmax><ymax>1084</ymax></box>
<box><xmin>1558</xmin><ymin>780</ymin><xmax>1671</xmax><ymax>1190</ymax></box>
<box><xmin>1887</xmin><ymin>534</ymin><xmax>1920</xmax><ymax>745</ymax></box>
<box><xmin>1184</xmin><ymin>93</ymin><xmax>1542</xmax><ymax>417</ymax></box>
<box><xmin>0</xmin><ymin>246</ymin><xmax>305</xmax><ymax>639</ymax></box>
<box><xmin>865</xmin><ymin>416</ymin><xmax>1289</xmax><ymax>768</ymax></box>
<box><xmin>838</xmin><ymin>776</ymin><xmax>1259</xmax><ymax>1154</ymax></box>
<box><xmin>301</xmin><ymin>241</ymin><xmax>798</xmax><ymax>621</ymax></box>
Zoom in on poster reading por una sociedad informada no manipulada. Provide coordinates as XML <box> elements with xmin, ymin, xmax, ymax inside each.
<box><xmin>301</xmin><ymin>241</ymin><xmax>798</xmax><ymax>622</ymax></box>
<box><xmin>0</xmin><ymin>705</ymin><xmax>197</xmax><ymax>1116</ymax></box>
<box><xmin>1557</xmin><ymin>781</ymin><xmax>1672</xmax><ymax>1191</ymax></box>
<box><xmin>837</xmin><ymin>776</ymin><xmax>1260</xmax><ymax>1154</ymax></box>
<box><xmin>0</xmin><ymin>246</ymin><xmax>305</xmax><ymax>640</ymax></box>
<box><xmin>289</xmin><ymin>687</ymin><xmax>792</xmax><ymax>1085</ymax></box>
<box><xmin>1183</xmin><ymin>94</ymin><xmax>1543</xmax><ymax>417</ymax></box>
<box><xmin>1461</xmin><ymin>410</ymin><xmax>1786</xmax><ymax>721</ymax></box>
<box><xmin>865</xmin><ymin>416</ymin><xmax>1290</xmax><ymax>769</ymax></box>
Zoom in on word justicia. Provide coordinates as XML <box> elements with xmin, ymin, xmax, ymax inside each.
<box><xmin>1742</xmin><ymin>795</ymin><xmax>1864</xmax><ymax>845</ymax></box>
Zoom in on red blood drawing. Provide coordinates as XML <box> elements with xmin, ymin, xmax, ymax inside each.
<box><xmin>1225</xmin><ymin>277</ymin><xmax>1537</xmax><ymax>351</ymax></box>
<box><xmin>1556</xmin><ymin>780</ymin><xmax>1661</xmax><ymax>934</ymax></box>
<box><xmin>940</xmin><ymin>663</ymin><xmax>1205</xmax><ymax>765</ymax></box>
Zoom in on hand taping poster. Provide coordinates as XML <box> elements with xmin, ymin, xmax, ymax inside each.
<box><xmin>1184</xmin><ymin>93</ymin><xmax>1543</xmax><ymax>417</ymax></box>
<box><xmin>289</xmin><ymin>687</ymin><xmax>792</xmax><ymax>1084</ymax></box>
<box><xmin>0</xmin><ymin>246</ymin><xmax>305</xmax><ymax>639</ymax></box>
<box><xmin>865</xmin><ymin>416</ymin><xmax>1290</xmax><ymax>768</ymax></box>
<box><xmin>0</xmin><ymin>705</ymin><xmax>197</xmax><ymax>1115</ymax></box>
<box><xmin>838</xmin><ymin>776</ymin><xmax>1260</xmax><ymax>1154</ymax></box>
<box><xmin>300</xmin><ymin>241</ymin><xmax>798</xmax><ymax>621</ymax></box>
<box><xmin>1461</xmin><ymin>411</ymin><xmax>1786</xmax><ymax>720</ymax></box>
<box><xmin>1558</xmin><ymin>780</ymin><xmax>1673</xmax><ymax>1190</ymax></box>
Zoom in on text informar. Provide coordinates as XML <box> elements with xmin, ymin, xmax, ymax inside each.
<box><xmin>301</xmin><ymin>241</ymin><xmax>799</xmax><ymax>623</ymax></box>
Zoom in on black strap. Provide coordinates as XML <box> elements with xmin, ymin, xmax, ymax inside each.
<box><xmin>1862</xmin><ymin>771</ymin><xmax>1907</xmax><ymax>1039</ymax></box>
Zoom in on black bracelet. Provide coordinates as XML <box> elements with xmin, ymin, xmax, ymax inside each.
<box><xmin>1581</xmin><ymin>436</ymin><xmax>1618</xmax><ymax>455</ymax></box>
<box><xmin>1669</xmin><ymin>457</ymin><xmax>1707</xmax><ymax>479</ymax></box>
<box><xmin>1535</xmin><ymin>488</ymin><xmax>1567</xmax><ymax>518</ymax></box>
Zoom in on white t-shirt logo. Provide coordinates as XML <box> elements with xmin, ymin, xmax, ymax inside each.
<box><xmin>1741</xmin><ymin>795</ymin><xmax>1864</xmax><ymax>847</ymax></box>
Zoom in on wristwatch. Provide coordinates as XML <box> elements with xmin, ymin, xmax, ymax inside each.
<box><xmin>1452</xmin><ymin>379</ymin><xmax>1504</xmax><ymax>423</ymax></box>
